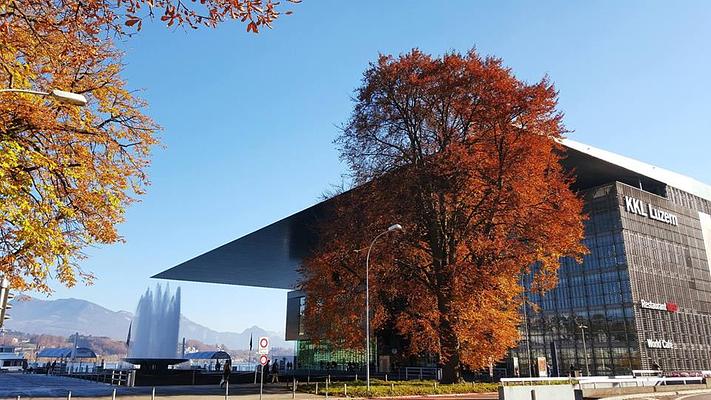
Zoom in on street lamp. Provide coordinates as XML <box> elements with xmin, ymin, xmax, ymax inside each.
<box><xmin>0</xmin><ymin>88</ymin><xmax>88</xmax><ymax>106</ymax></box>
<box><xmin>578</xmin><ymin>324</ymin><xmax>590</xmax><ymax>376</ymax></box>
<box><xmin>365</xmin><ymin>223</ymin><xmax>403</xmax><ymax>393</ymax></box>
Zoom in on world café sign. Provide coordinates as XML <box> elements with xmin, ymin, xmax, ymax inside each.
<box><xmin>624</xmin><ymin>196</ymin><xmax>679</xmax><ymax>226</ymax></box>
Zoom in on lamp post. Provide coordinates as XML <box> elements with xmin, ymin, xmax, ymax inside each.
<box><xmin>578</xmin><ymin>324</ymin><xmax>590</xmax><ymax>376</ymax></box>
<box><xmin>0</xmin><ymin>88</ymin><xmax>87</xmax><ymax>106</ymax></box>
<box><xmin>365</xmin><ymin>223</ymin><xmax>402</xmax><ymax>393</ymax></box>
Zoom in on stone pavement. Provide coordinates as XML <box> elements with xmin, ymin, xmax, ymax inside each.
<box><xmin>0</xmin><ymin>373</ymin><xmax>498</xmax><ymax>400</ymax></box>
<box><xmin>0</xmin><ymin>373</ymin><xmax>310</xmax><ymax>399</ymax></box>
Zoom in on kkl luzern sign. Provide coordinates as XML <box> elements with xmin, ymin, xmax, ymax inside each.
<box><xmin>624</xmin><ymin>196</ymin><xmax>679</xmax><ymax>226</ymax></box>
<box><xmin>646</xmin><ymin>339</ymin><xmax>674</xmax><ymax>349</ymax></box>
<box><xmin>641</xmin><ymin>299</ymin><xmax>679</xmax><ymax>312</ymax></box>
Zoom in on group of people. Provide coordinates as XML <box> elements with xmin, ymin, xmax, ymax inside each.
<box><xmin>211</xmin><ymin>357</ymin><xmax>286</xmax><ymax>388</ymax></box>
<box><xmin>262</xmin><ymin>359</ymin><xmax>280</xmax><ymax>383</ymax></box>
<box><xmin>44</xmin><ymin>360</ymin><xmax>58</xmax><ymax>375</ymax></box>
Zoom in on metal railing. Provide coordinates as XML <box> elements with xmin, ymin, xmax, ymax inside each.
<box><xmin>110</xmin><ymin>370</ymin><xmax>131</xmax><ymax>386</ymax></box>
<box><xmin>402</xmin><ymin>367</ymin><xmax>442</xmax><ymax>380</ymax></box>
<box><xmin>576</xmin><ymin>376</ymin><xmax>703</xmax><ymax>389</ymax></box>
<box><xmin>501</xmin><ymin>375</ymin><xmax>704</xmax><ymax>389</ymax></box>
<box><xmin>501</xmin><ymin>377</ymin><xmax>577</xmax><ymax>385</ymax></box>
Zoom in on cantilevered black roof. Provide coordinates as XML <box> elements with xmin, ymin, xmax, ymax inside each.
<box><xmin>153</xmin><ymin>197</ymin><xmax>329</xmax><ymax>289</ymax></box>
<box><xmin>153</xmin><ymin>140</ymin><xmax>711</xmax><ymax>289</ymax></box>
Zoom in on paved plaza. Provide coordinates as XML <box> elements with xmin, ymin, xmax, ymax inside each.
<box><xmin>0</xmin><ymin>373</ymin><xmax>498</xmax><ymax>400</ymax></box>
<box><xmin>0</xmin><ymin>373</ymin><xmax>313</xmax><ymax>399</ymax></box>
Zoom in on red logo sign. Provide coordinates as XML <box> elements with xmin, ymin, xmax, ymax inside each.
<box><xmin>666</xmin><ymin>303</ymin><xmax>678</xmax><ymax>312</ymax></box>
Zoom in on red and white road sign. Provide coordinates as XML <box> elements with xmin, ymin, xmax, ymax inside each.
<box><xmin>259</xmin><ymin>354</ymin><xmax>268</xmax><ymax>366</ymax></box>
<box><xmin>258</xmin><ymin>336</ymin><xmax>269</xmax><ymax>355</ymax></box>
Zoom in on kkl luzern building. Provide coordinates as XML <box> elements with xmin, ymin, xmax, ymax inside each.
<box><xmin>155</xmin><ymin>140</ymin><xmax>711</xmax><ymax>377</ymax></box>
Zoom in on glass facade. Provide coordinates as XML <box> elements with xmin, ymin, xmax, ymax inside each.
<box><xmin>295</xmin><ymin>340</ymin><xmax>371</xmax><ymax>371</ymax></box>
<box><xmin>512</xmin><ymin>183</ymin><xmax>639</xmax><ymax>376</ymax></box>
<box><xmin>514</xmin><ymin>182</ymin><xmax>711</xmax><ymax>376</ymax></box>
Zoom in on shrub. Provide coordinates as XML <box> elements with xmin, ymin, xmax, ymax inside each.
<box><xmin>297</xmin><ymin>379</ymin><xmax>499</xmax><ymax>397</ymax></box>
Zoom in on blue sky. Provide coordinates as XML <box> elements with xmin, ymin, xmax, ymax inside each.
<box><xmin>39</xmin><ymin>1</ymin><xmax>711</xmax><ymax>336</ymax></box>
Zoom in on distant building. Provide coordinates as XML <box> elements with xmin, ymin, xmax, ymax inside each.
<box><xmin>0</xmin><ymin>345</ymin><xmax>26</xmax><ymax>371</ymax></box>
<box><xmin>155</xmin><ymin>140</ymin><xmax>711</xmax><ymax>376</ymax></box>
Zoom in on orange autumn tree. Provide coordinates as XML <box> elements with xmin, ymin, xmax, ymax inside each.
<box><xmin>0</xmin><ymin>0</ymin><xmax>298</xmax><ymax>292</ymax></box>
<box><xmin>0</xmin><ymin>3</ymin><xmax>159</xmax><ymax>293</ymax></box>
<box><xmin>299</xmin><ymin>49</ymin><xmax>587</xmax><ymax>383</ymax></box>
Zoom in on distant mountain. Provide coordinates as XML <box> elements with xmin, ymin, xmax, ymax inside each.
<box><xmin>5</xmin><ymin>296</ymin><xmax>290</xmax><ymax>351</ymax></box>
<box><xmin>6</xmin><ymin>296</ymin><xmax>133</xmax><ymax>339</ymax></box>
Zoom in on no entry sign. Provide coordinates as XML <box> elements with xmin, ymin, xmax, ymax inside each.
<box><xmin>258</xmin><ymin>336</ymin><xmax>269</xmax><ymax>355</ymax></box>
<box><xmin>259</xmin><ymin>354</ymin><xmax>269</xmax><ymax>366</ymax></box>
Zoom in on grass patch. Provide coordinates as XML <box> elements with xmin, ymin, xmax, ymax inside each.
<box><xmin>296</xmin><ymin>379</ymin><xmax>499</xmax><ymax>397</ymax></box>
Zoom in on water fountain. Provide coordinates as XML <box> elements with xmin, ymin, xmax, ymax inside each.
<box><xmin>125</xmin><ymin>284</ymin><xmax>186</xmax><ymax>371</ymax></box>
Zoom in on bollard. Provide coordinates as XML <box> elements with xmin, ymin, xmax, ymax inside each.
<box><xmin>225</xmin><ymin>381</ymin><xmax>229</xmax><ymax>400</ymax></box>
<box><xmin>530</xmin><ymin>389</ymin><xmax>536</xmax><ymax>400</ymax></box>
<box><xmin>433</xmin><ymin>382</ymin><xmax>437</xmax><ymax>393</ymax></box>
<box><xmin>293</xmin><ymin>378</ymin><xmax>296</xmax><ymax>399</ymax></box>
<box><xmin>112</xmin><ymin>388</ymin><xmax>116</xmax><ymax>400</ymax></box>
<box><xmin>385</xmin><ymin>374</ymin><xmax>388</xmax><ymax>382</ymax></box>
<box><xmin>315</xmin><ymin>382</ymin><xmax>319</xmax><ymax>395</ymax></box>
<box><xmin>67</xmin><ymin>391</ymin><xmax>71</xmax><ymax>400</ymax></box>
<box><xmin>344</xmin><ymin>384</ymin><xmax>347</xmax><ymax>397</ymax></box>
<box><xmin>325</xmin><ymin>379</ymin><xmax>329</xmax><ymax>399</ymax></box>
<box><xmin>391</xmin><ymin>383</ymin><xmax>394</xmax><ymax>394</ymax></box>
<box><xmin>151</xmin><ymin>387</ymin><xmax>155</xmax><ymax>400</ymax></box>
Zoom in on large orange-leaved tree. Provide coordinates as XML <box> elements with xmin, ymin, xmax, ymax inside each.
<box><xmin>0</xmin><ymin>0</ymin><xmax>298</xmax><ymax>292</ymax></box>
<box><xmin>299</xmin><ymin>49</ymin><xmax>587</xmax><ymax>383</ymax></box>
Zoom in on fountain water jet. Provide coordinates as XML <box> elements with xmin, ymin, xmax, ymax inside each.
<box><xmin>125</xmin><ymin>283</ymin><xmax>185</xmax><ymax>369</ymax></box>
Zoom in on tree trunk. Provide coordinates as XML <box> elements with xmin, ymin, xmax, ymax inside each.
<box><xmin>438</xmin><ymin>314</ymin><xmax>462</xmax><ymax>383</ymax></box>
<box><xmin>440</xmin><ymin>349</ymin><xmax>461</xmax><ymax>384</ymax></box>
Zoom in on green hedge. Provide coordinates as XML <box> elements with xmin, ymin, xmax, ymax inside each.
<box><xmin>297</xmin><ymin>379</ymin><xmax>499</xmax><ymax>397</ymax></box>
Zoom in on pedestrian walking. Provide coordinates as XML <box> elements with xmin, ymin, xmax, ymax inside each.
<box><xmin>264</xmin><ymin>359</ymin><xmax>271</xmax><ymax>384</ymax></box>
<box><xmin>652</xmin><ymin>361</ymin><xmax>663</xmax><ymax>376</ymax></box>
<box><xmin>271</xmin><ymin>360</ymin><xmax>279</xmax><ymax>383</ymax></box>
<box><xmin>220</xmin><ymin>359</ymin><xmax>232</xmax><ymax>388</ymax></box>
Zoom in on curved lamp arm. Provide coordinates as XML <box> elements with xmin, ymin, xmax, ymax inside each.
<box><xmin>0</xmin><ymin>88</ymin><xmax>87</xmax><ymax>106</ymax></box>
